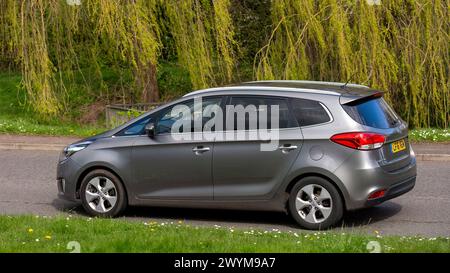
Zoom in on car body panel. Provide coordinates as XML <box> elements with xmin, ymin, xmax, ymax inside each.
<box><xmin>213</xmin><ymin>128</ymin><xmax>303</xmax><ymax>200</ymax></box>
<box><xmin>131</xmin><ymin>133</ymin><xmax>214</xmax><ymax>200</ymax></box>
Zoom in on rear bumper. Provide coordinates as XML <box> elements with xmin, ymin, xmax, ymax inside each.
<box><xmin>365</xmin><ymin>175</ymin><xmax>416</xmax><ymax>207</ymax></box>
<box><xmin>333</xmin><ymin>148</ymin><xmax>417</xmax><ymax>210</ymax></box>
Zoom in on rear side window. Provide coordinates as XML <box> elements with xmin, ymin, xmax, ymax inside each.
<box><xmin>228</xmin><ymin>96</ymin><xmax>296</xmax><ymax>130</ymax></box>
<box><xmin>290</xmin><ymin>98</ymin><xmax>331</xmax><ymax>127</ymax></box>
<box><xmin>342</xmin><ymin>97</ymin><xmax>400</xmax><ymax>129</ymax></box>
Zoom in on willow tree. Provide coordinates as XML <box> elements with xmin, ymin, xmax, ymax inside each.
<box><xmin>0</xmin><ymin>0</ymin><xmax>19</xmax><ymax>70</ymax></box>
<box><xmin>165</xmin><ymin>0</ymin><xmax>237</xmax><ymax>89</ymax></box>
<box><xmin>19</xmin><ymin>1</ymin><xmax>60</xmax><ymax>116</ymax></box>
<box><xmin>1</xmin><ymin>0</ymin><xmax>162</xmax><ymax>118</ymax></box>
<box><xmin>255</xmin><ymin>0</ymin><xmax>449</xmax><ymax>128</ymax></box>
<box><xmin>89</xmin><ymin>0</ymin><xmax>161</xmax><ymax>103</ymax></box>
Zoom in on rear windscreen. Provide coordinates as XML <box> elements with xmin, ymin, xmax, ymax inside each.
<box><xmin>342</xmin><ymin>97</ymin><xmax>400</xmax><ymax>129</ymax></box>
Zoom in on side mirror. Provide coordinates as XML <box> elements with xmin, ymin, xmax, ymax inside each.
<box><xmin>144</xmin><ymin>122</ymin><xmax>156</xmax><ymax>138</ymax></box>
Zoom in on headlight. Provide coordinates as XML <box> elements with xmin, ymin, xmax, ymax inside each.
<box><xmin>63</xmin><ymin>141</ymin><xmax>93</xmax><ymax>158</ymax></box>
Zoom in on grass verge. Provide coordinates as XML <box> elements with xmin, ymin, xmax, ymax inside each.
<box><xmin>0</xmin><ymin>215</ymin><xmax>449</xmax><ymax>253</ymax></box>
<box><xmin>0</xmin><ymin>72</ymin><xmax>106</xmax><ymax>137</ymax></box>
<box><xmin>409</xmin><ymin>128</ymin><xmax>450</xmax><ymax>142</ymax></box>
<box><xmin>0</xmin><ymin>117</ymin><xmax>107</xmax><ymax>137</ymax></box>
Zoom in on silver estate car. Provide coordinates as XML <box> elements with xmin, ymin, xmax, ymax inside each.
<box><xmin>57</xmin><ymin>81</ymin><xmax>417</xmax><ymax>230</ymax></box>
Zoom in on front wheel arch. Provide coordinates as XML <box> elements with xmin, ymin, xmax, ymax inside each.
<box><xmin>76</xmin><ymin>165</ymin><xmax>128</xmax><ymax>203</ymax></box>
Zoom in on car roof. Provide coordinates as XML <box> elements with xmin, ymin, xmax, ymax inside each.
<box><xmin>184</xmin><ymin>80</ymin><xmax>382</xmax><ymax>104</ymax></box>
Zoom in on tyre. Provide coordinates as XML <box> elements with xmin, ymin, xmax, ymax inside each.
<box><xmin>80</xmin><ymin>169</ymin><xmax>127</xmax><ymax>217</ymax></box>
<box><xmin>288</xmin><ymin>176</ymin><xmax>343</xmax><ymax>230</ymax></box>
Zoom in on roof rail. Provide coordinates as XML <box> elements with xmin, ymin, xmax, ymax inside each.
<box><xmin>244</xmin><ymin>80</ymin><xmax>369</xmax><ymax>89</ymax></box>
<box><xmin>183</xmin><ymin>86</ymin><xmax>340</xmax><ymax>97</ymax></box>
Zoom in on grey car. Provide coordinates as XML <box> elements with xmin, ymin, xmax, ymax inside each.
<box><xmin>57</xmin><ymin>80</ymin><xmax>417</xmax><ymax>230</ymax></box>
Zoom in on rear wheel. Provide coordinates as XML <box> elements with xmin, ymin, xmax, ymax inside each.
<box><xmin>288</xmin><ymin>176</ymin><xmax>343</xmax><ymax>230</ymax></box>
<box><xmin>80</xmin><ymin>169</ymin><xmax>127</xmax><ymax>217</ymax></box>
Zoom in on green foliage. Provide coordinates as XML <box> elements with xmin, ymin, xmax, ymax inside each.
<box><xmin>164</xmin><ymin>0</ymin><xmax>238</xmax><ymax>89</ymax></box>
<box><xmin>255</xmin><ymin>0</ymin><xmax>449</xmax><ymax>128</ymax></box>
<box><xmin>229</xmin><ymin>0</ymin><xmax>272</xmax><ymax>66</ymax></box>
<box><xmin>0</xmin><ymin>0</ymin><xmax>162</xmax><ymax>119</ymax></box>
<box><xmin>157</xmin><ymin>61</ymin><xmax>193</xmax><ymax>100</ymax></box>
<box><xmin>1</xmin><ymin>215</ymin><xmax>449</xmax><ymax>252</ymax></box>
<box><xmin>0</xmin><ymin>0</ymin><xmax>448</xmax><ymax>129</ymax></box>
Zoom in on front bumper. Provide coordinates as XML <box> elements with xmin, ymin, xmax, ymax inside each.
<box><xmin>56</xmin><ymin>157</ymin><xmax>81</xmax><ymax>202</ymax></box>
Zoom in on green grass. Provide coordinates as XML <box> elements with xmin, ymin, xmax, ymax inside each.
<box><xmin>0</xmin><ymin>215</ymin><xmax>448</xmax><ymax>253</ymax></box>
<box><xmin>0</xmin><ymin>117</ymin><xmax>107</xmax><ymax>137</ymax></box>
<box><xmin>409</xmin><ymin>128</ymin><xmax>450</xmax><ymax>142</ymax></box>
<box><xmin>0</xmin><ymin>71</ymin><xmax>107</xmax><ymax>137</ymax></box>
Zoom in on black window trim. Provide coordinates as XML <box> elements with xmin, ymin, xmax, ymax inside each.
<box><xmin>115</xmin><ymin>94</ymin><xmax>334</xmax><ymax>137</ymax></box>
<box><xmin>289</xmin><ymin>98</ymin><xmax>333</xmax><ymax>128</ymax></box>
<box><xmin>223</xmin><ymin>94</ymin><xmax>300</xmax><ymax>131</ymax></box>
<box><xmin>155</xmin><ymin>95</ymin><xmax>226</xmax><ymax>136</ymax></box>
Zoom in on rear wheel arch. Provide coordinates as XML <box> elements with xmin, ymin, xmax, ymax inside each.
<box><xmin>285</xmin><ymin>172</ymin><xmax>348</xmax><ymax>211</ymax></box>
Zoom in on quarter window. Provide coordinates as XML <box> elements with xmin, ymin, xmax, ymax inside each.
<box><xmin>291</xmin><ymin>98</ymin><xmax>331</xmax><ymax>126</ymax></box>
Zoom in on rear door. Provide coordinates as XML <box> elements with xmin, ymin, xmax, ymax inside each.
<box><xmin>213</xmin><ymin>95</ymin><xmax>303</xmax><ymax>200</ymax></box>
<box><xmin>342</xmin><ymin>96</ymin><xmax>411</xmax><ymax>171</ymax></box>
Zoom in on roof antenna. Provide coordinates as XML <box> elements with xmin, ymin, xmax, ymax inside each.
<box><xmin>341</xmin><ymin>72</ymin><xmax>357</xmax><ymax>89</ymax></box>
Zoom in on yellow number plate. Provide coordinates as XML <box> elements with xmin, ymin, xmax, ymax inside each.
<box><xmin>391</xmin><ymin>139</ymin><xmax>406</xmax><ymax>153</ymax></box>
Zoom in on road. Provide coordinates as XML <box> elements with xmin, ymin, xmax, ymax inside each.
<box><xmin>0</xmin><ymin>150</ymin><xmax>449</xmax><ymax>237</ymax></box>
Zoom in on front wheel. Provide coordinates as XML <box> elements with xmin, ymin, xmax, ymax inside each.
<box><xmin>80</xmin><ymin>169</ymin><xmax>127</xmax><ymax>217</ymax></box>
<box><xmin>288</xmin><ymin>176</ymin><xmax>343</xmax><ymax>230</ymax></box>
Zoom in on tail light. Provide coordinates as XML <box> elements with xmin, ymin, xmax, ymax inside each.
<box><xmin>330</xmin><ymin>132</ymin><xmax>385</xmax><ymax>150</ymax></box>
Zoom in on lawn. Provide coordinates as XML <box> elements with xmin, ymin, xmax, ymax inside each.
<box><xmin>0</xmin><ymin>215</ymin><xmax>448</xmax><ymax>253</ymax></box>
<box><xmin>0</xmin><ymin>72</ymin><xmax>107</xmax><ymax>137</ymax></box>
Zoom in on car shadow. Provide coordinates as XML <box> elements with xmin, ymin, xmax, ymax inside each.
<box><xmin>53</xmin><ymin>198</ymin><xmax>402</xmax><ymax>231</ymax></box>
<box><xmin>341</xmin><ymin>201</ymin><xmax>402</xmax><ymax>228</ymax></box>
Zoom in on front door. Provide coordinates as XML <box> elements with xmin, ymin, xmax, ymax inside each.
<box><xmin>132</xmin><ymin>97</ymin><xmax>223</xmax><ymax>200</ymax></box>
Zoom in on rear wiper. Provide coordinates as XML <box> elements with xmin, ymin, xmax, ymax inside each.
<box><xmin>390</xmin><ymin>119</ymin><xmax>400</xmax><ymax>126</ymax></box>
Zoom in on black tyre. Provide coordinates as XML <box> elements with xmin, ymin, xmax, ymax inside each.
<box><xmin>288</xmin><ymin>176</ymin><xmax>343</xmax><ymax>230</ymax></box>
<box><xmin>80</xmin><ymin>169</ymin><xmax>127</xmax><ymax>217</ymax></box>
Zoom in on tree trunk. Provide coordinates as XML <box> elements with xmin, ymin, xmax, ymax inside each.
<box><xmin>138</xmin><ymin>62</ymin><xmax>159</xmax><ymax>103</ymax></box>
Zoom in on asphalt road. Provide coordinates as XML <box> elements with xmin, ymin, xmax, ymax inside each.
<box><xmin>0</xmin><ymin>150</ymin><xmax>449</xmax><ymax>237</ymax></box>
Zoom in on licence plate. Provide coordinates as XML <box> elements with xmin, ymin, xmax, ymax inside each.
<box><xmin>391</xmin><ymin>139</ymin><xmax>406</xmax><ymax>153</ymax></box>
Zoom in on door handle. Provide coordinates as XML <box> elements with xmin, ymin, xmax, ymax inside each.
<box><xmin>192</xmin><ymin>146</ymin><xmax>210</xmax><ymax>155</ymax></box>
<box><xmin>278</xmin><ymin>144</ymin><xmax>298</xmax><ymax>153</ymax></box>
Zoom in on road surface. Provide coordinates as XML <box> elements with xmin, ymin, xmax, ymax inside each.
<box><xmin>0</xmin><ymin>150</ymin><xmax>449</xmax><ymax>237</ymax></box>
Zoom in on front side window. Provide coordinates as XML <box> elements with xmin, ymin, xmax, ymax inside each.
<box><xmin>116</xmin><ymin>116</ymin><xmax>154</xmax><ymax>136</ymax></box>
<box><xmin>156</xmin><ymin>97</ymin><xmax>223</xmax><ymax>134</ymax></box>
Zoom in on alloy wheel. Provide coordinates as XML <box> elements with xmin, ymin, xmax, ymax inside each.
<box><xmin>85</xmin><ymin>176</ymin><xmax>118</xmax><ymax>213</ymax></box>
<box><xmin>295</xmin><ymin>184</ymin><xmax>333</xmax><ymax>224</ymax></box>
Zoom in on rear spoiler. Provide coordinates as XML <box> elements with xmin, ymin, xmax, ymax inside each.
<box><xmin>339</xmin><ymin>90</ymin><xmax>384</xmax><ymax>106</ymax></box>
